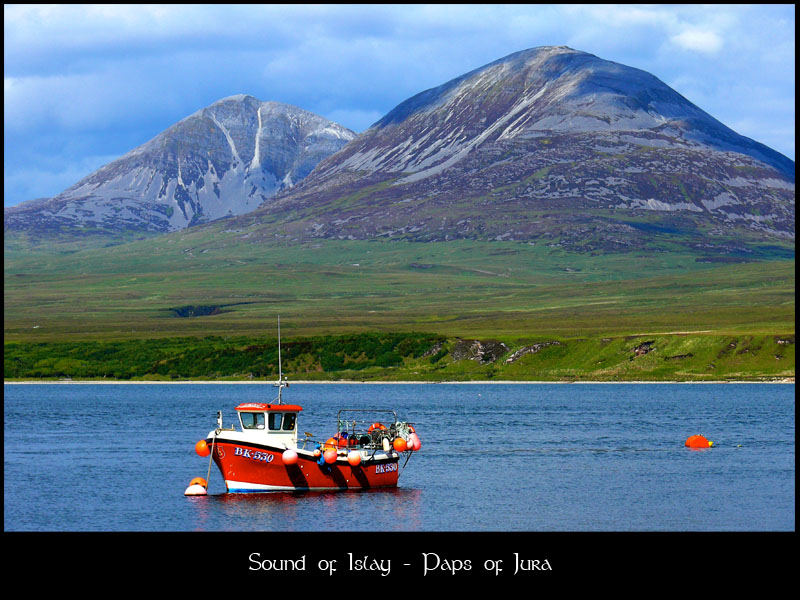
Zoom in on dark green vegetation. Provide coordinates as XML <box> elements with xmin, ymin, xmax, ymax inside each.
<box><xmin>4</xmin><ymin>332</ymin><xmax>794</xmax><ymax>382</ymax></box>
<box><xmin>3</xmin><ymin>333</ymin><xmax>443</xmax><ymax>380</ymax></box>
<box><xmin>4</xmin><ymin>226</ymin><xmax>794</xmax><ymax>381</ymax></box>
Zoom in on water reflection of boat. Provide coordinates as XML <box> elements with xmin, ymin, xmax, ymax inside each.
<box><xmin>211</xmin><ymin>488</ymin><xmax>425</xmax><ymax>531</ymax></box>
<box><xmin>189</xmin><ymin>320</ymin><xmax>421</xmax><ymax>494</ymax></box>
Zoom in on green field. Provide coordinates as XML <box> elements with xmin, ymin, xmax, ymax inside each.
<box><xmin>4</xmin><ymin>229</ymin><xmax>795</xmax><ymax>381</ymax></box>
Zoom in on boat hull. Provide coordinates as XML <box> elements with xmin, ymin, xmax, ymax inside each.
<box><xmin>208</xmin><ymin>437</ymin><xmax>401</xmax><ymax>492</ymax></box>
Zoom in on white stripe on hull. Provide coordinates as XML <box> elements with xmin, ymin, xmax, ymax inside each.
<box><xmin>224</xmin><ymin>479</ymin><xmax>368</xmax><ymax>492</ymax></box>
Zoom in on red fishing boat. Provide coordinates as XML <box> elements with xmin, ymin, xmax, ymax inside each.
<box><xmin>185</xmin><ymin>321</ymin><xmax>421</xmax><ymax>495</ymax></box>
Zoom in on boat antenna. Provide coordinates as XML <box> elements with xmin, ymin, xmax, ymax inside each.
<box><xmin>274</xmin><ymin>316</ymin><xmax>287</xmax><ymax>404</ymax></box>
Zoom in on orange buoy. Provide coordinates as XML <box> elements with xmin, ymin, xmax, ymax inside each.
<box><xmin>282</xmin><ymin>449</ymin><xmax>298</xmax><ymax>465</ymax></box>
<box><xmin>347</xmin><ymin>450</ymin><xmax>361</xmax><ymax>466</ymax></box>
<box><xmin>685</xmin><ymin>434</ymin><xmax>713</xmax><ymax>449</ymax></box>
<box><xmin>313</xmin><ymin>448</ymin><xmax>322</xmax><ymax>458</ymax></box>
<box><xmin>195</xmin><ymin>439</ymin><xmax>211</xmax><ymax>457</ymax></box>
<box><xmin>323</xmin><ymin>449</ymin><xmax>337</xmax><ymax>464</ymax></box>
<box><xmin>323</xmin><ymin>437</ymin><xmax>337</xmax><ymax>450</ymax></box>
<box><xmin>393</xmin><ymin>437</ymin><xmax>407</xmax><ymax>452</ymax></box>
<box><xmin>184</xmin><ymin>477</ymin><xmax>208</xmax><ymax>496</ymax></box>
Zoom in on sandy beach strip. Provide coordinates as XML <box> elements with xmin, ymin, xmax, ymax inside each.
<box><xmin>4</xmin><ymin>378</ymin><xmax>794</xmax><ymax>385</ymax></box>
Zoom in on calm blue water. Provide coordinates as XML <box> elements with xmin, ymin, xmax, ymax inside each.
<box><xmin>3</xmin><ymin>383</ymin><xmax>794</xmax><ymax>532</ymax></box>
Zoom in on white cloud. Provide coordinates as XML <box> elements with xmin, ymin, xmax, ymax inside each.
<box><xmin>670</xmin><ymin>29</ymin><xmax>723</xmax><ymax>54</ymax></box>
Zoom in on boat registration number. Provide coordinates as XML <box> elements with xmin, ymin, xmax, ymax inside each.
<box><xmin>375</xmin><ymin>463</ymin><xmax>398</xmax><ymax>474</ymax></box>
<box><xmin>234</xmin><ymin>447</ymin><xmax>274</xmax><ymax>463</ymax></box>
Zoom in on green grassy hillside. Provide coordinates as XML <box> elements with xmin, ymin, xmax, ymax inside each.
<box><xmin>4</xmin><ymin>231</ymin><xmax>794</xmax><ymax>381</ymax></box>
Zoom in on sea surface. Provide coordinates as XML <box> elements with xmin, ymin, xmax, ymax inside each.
<box><xmin>3</xmin><ymin>382</ymin><xmax>795</xmax><ymax>532</ymax></box>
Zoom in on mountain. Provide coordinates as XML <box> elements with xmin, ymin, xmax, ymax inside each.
<box><xmin>4</xmin><ymin>95</ymin><xmax>356</xmax><ymax>238</ymax></box>
<box><xmin>229</xmin><ymin>46</ymin><xmax>794</xmax><ymax>254</ymax></box>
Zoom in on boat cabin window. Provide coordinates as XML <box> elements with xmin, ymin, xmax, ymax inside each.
<box><xmin>241</xmin><ymin>412</ymin><xmax>265</xmax><ymax>430</ymax></box>
<box><xmin>268</xmin><ymin>412</ymin><xmax>282</xmax><ymax>431</ymax></box>
<box><xmin>239</xmin><ymin>411</ymin><xmax>297</xmax><ymax>432</ymax></box>
<box><xmin>266</xmin><ymin>412</ymin><xmax>297</xmax><ymax>431</ymax></box>
<box><xmin>282</xmin><ymin>413</ymin><xmax>296</xmax><ymax>431</ymax></box>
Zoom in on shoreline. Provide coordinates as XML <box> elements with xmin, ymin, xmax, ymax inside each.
<box><xmin>4</xmin><ymin>378</ymin><xmax>795</xmax><ymax>385</ymax></box>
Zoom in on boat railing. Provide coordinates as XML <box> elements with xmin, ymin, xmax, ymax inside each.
<box><xmin>329</xmin><ymin>409</ymin><xmax>412</xmax><ymax>452</ymax></box>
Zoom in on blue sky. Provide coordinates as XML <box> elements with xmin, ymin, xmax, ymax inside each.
<box><xmin>4</xmin><ymin>4</ymin><xmax>795</xmax><ymax>208</ymax></box>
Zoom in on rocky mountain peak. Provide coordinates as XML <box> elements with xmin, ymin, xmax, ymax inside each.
<box><xmin>5</xmin><ymin>46</ymin><xmax>794</xmax><ymax>256</ymax></box>
<box><xmin>4</xmin><ymin>95</ymin><xmax>356</xmax><ymax>237</ymax></box>
<box><xmin>309</xmin><ymin>45</ymin><xmax>792</xmax><ymax>184</ymax></box>
<box><xmin>243</xmin><ymin>46</ymin><xmax>793</xmax><ymax>252</ymax></box>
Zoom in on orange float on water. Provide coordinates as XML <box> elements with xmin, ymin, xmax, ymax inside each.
<box><xmin>685</xmin><ymin>434</ymin><xmax>713</xmax><ymax>449</ymax></box>
<box><xmin>195</xmin><ymin>439</ymin><xmax>211</xmax><ymax>457</ymax></box>
<box><xmin>184</xmin><ymin>477</ymin><xmax>208</xmax><ymax>496</ymax></box>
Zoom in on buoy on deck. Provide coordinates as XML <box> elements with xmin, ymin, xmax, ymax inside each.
<box><xmin>685</xmin><ymin>434</ymin><xmax>713</xmax><ymax>449</ymax></box>
<box><xmin>282</xmin><ymin>449</ymin><xmax>298</xmax><ymax>465</ymax></box>
<box><xmin>184</xmin><ymin>476</ymin><xmax>208</xmax><ymax>496</ymax></box>
<box><xmin>195</xmin><ymin>439</ymin><xmax>211</xmax><ymax>457</ymax></box>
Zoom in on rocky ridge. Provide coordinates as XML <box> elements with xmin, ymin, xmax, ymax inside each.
<box><xmin>4</xmin><ymin>95</ymin><xmax>356</xmax><ymax>236</ymax></box>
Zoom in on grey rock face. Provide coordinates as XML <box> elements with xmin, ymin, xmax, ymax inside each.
<box><xmin>4</xmin><ymin>95</ymin><xmax>356</xmax><ymax>235</ymax></box>
<box><xmin>247</xmin><ymin>46</ymin><xmax>793</xmax><ymax>250</ymax></box>
<box><xmin>451</xmin><ymin>339</ymin><xmax>509</xmax><ymax>364</ymax></box>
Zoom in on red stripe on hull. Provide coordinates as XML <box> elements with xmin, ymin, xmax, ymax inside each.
<box><xmin>210</xmin><ymin>440</ymin><xmax>400</xmax><ymax>491</ymax></box>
